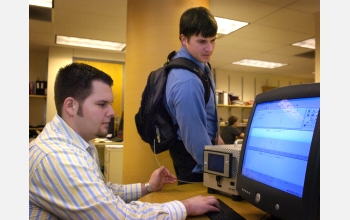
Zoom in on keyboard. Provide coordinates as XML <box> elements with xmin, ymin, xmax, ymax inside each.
<box><xmin>206</xmin><ymin>198</ymin><xmax>246</xmax><ymax>220</ymax></box>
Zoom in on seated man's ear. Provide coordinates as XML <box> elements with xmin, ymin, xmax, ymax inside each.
<box><xmin>63</xmin><ymin>97</ymin><xmax>78</xmax><ymax>116</ymax></box>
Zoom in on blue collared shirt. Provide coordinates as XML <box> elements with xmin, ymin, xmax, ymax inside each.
<box><xmin>165</xmin><ymin>46</ymin><xmax>218</xmax><ymax>173</ymax></box>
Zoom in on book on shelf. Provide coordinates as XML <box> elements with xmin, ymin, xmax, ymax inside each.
<box><xmin>223</xmin><ymin>92</ymin><xmax>229</xmax><ymax>105</ymax></box>
<box><xmin>215</xmin><ymin>90</ymin><xmax>223</xmax><ymax>104</ymax></box>
<box><xmin>215</xmin><ymin>90</ymin><xmax>240</xmax><ymax>105</ymax></box>
<box><xmin>231</xmin><ymin>100</ymin><xmax>245</xmax><ymax>106</ymax></box>
<box><xmin>35</xmin><ymin>80</ymin><xmax>47</xmax><ymax>95</ymax></box>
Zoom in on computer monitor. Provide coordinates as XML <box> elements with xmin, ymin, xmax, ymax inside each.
<box><xmin>107</xmin><ymin>117</ymin><xmax>116</xmax><ymax>139</ymax></box>
<box><xmin>117</xmin><ymin>111</ymin><xmax>124</xmax><ymax>139</ymax></box>
<box><xmin>106</xmin><ymin>112</ymin><xmax>124</xmax><ymax>142</ymax></box>
<box><xmin>236</xmin><ymin>83</ymin><xmax>320</xmax><ymax>220</ymax></box>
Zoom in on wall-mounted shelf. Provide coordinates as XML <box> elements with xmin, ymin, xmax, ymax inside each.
<box><xmin>217</xmin><ymin>104</ymin><xmax>252</xmax><ymax>108</ymax></box>
<box><xmin>29</xmin><ymin>127</ymin><xmax>44</xmax><ymax>131</ymax></box>
<box><xmin>217</xmin><ymin>104</ymin><xmax>252</xmax><ymax>133</ymax></box>
<box><xmin>29</xmin><ymin>95</ymin><xmax>46</xmax><ymax>99</ymax></box>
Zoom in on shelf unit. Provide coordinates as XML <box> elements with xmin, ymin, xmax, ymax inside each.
<box><xmin>29</xmin><ymin>127</ymin><xmax>45</xmax><ymax>131</ymax></box>
<box><xmin>217</xmin><ymin>104</ymin><xmax>252</xmax><ymax>132</ymax></box>
<box><xmin>29</xmin><ymin>95</ymin><xmax>47</xmax><ymax>99</ymax></box>
<box><xmin>217</xmin><ymin>104</ymin><xmax>252</xmax><ymax>109</ymax></box>
<box><xmin>29</xmin><ymin>95</ymin><xmax>47</xmax><ymax>134</ymax></box>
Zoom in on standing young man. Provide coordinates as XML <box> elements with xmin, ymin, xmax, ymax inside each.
<box><xmin>165</xmin><ymin>6</ymin><xmax>224</xmax><ymax>184</ymax></box>
<box><xmin>29</xmin><ymin>63</ymin><xmax>219</xmax><ymax>219</ymax></box>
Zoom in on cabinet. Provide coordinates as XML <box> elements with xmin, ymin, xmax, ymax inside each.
<box><xmin>29</xmin><ymin>95</ymin><xmax>46</xmax><ymax>134</ymax></box>
<box><xmin>104</xmin><ymin>146</ymin><xmax>123</xmax><ymax>183</ymax></box>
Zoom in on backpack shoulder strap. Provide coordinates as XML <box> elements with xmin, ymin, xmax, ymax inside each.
<box><xmin>165</xmin><ymin>57</ymin><xmax>211</xmax><ymax>104</ymax></box>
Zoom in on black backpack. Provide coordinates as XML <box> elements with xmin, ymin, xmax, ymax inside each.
<box><xmin>135</xmin><ymin>51</ymin><xmax>211</xmax><ymax>154</ymax></box>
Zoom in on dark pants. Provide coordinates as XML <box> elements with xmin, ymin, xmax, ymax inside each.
<box><xmin>169</xmin><ymin>140</ymin><xmax>203</xmax><ymax>185</ymax></box>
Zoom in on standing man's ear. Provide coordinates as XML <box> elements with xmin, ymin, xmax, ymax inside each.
<box><xmin>180</xmin><ymin>34</ymin><xmax>187</xmax><ymax>46</ymax></box>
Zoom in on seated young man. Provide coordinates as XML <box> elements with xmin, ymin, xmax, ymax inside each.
<box><xmin>29</xmin><ymin>62</ymin><xmax>220</xmax><ymax>219</ymax></box>
<box><xmin>220</xmin><ymin>115</ymin><xmax>244</xmax><ymax>144</ymax></box>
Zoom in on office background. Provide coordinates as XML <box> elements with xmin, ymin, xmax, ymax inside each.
<box><xmin>29</xmin><ymin>0</ymin><xmax>319</xmax><ymax>185</ymax></box>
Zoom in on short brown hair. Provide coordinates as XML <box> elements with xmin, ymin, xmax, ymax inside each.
<box><xmin>54</xmin><ymin>62</ymin><xmax>113</xmax><ymax>116</ymax></box>
<box><xmin>228</xmin><ymin>116</ymin><xmax>238</xmax><ymax>125</ymax></box>
<box><xmin>179</xmin><ymin>6</ymin><xmax>217</xmax><ymax>39</ymax></box>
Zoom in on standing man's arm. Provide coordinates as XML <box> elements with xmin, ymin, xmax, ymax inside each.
<box><xmin>167</xmin><ymin>77</ymin><xmax>212</xmax><ymax>170</ymax></box>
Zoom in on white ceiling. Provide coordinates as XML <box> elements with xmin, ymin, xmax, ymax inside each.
<box><xmin>29</xmin><ymin>0</ymin><xmax>319</xmax><ymax>80</ymax></box>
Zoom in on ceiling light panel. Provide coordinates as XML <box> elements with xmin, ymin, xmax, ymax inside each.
<box><xmin>56</xmin><ymin>35</ymin><xmax>126</xmax><ymax>51</ymax></box>
<box><xmin>292</xmin><ymin>38</ymin><xmax>315</xmax><ymax>49</ymax></box>
<box><xmin>29</xmin><ymin>0</ymin><xmax>52</xmax><ymax>8</ymax></box>
<box><xmin>215</xmin><ymin>17</ymin><xmax>249</xmax><ymax>35</ymax></box>
<box><xmin>233</xmin><ymin>59</ymin><xmax>287</xmax><ymax>69</ymax></box>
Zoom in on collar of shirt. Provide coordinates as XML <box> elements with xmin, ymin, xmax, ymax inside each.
<box><xmin>51</xmin><ymin>114</ymin><xmax>91</xmax><ymax>152</ymax></box>
<box><xmin>175</xmin><ymin>46</ymin><xmax>207</xmax><ymax>72</ymax></box>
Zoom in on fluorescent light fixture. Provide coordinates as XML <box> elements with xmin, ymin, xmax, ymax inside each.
<box><xmin>215</xmin><ymin>17</ymin><xmax>249</xmax><ymax>35</ymax></box>
<box><xmin>292</xmin><ymin>38</ymin><xmax>315</xmax><ymax>49</ymax></box>
<box><xmin>29</xmin><ymin>0</ymin><xmax>52</xmax><ymax>8</ymax></box>
<box><xmin>56</xmin><ymin>35</ymin><xmax>126</xmax><ymax>51</ymax></box>
<box><xmin>233</xmin><ymin>59</ymin><xmax>287</xmax><ymax>69</ymax></box>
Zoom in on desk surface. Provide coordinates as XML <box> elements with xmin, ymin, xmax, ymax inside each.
<box><xmin>138</xmin><ymin>183</ymin><xmax>266</xmax><ymax>220</ymax></box>
<box><xmin>93</xmin><ymin>139</ymin><xmax>123</xmax><ymax>147</ymax></box>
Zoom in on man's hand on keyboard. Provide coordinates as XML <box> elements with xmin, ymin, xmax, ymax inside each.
<box><xmin>180</xmin><ymin>195</ymin><xmax>220</xmax><ymax>216</ymax></box>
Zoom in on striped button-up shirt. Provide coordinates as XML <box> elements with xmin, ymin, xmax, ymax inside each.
<box><xmin>29</xmin><ymin>114</ymin><xmax>186</xmax><ymax>219</ymax></box>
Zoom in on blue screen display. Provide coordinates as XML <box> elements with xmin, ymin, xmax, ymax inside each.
<box><xmin>241</xmin><ymin>97</ymin><xmax>320</xmax><ymax>197</ymax></box>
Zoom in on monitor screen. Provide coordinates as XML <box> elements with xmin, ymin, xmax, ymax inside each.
<box><xmin>237</xmin><ymin>83</ymin><xmax>320</xmax><ymax>220</ymax></box>
<box><xmin>118</xmin><ymin>111</ymin><xmax>124</xmax><ymax>137</ymax></box>
<box><xmin>208</xmin><ymin>153</ymin><xmax>225</xmax><ymax>173</ymax></box>
<box><xmin>203</xmin><ymin>150</ymin><xmax>231</xmax><ymax>177</ymax></box>
<box><xmin>106</xmin><ymin>117</ymin><xmax>116</xmax><ymax>138</ymax></box>
<box><xmin>242</xmin><ymin>97</ymin><xmax>319</xmax><ymax>198</ymax></box>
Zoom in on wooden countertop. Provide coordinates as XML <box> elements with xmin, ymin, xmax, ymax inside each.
<box><xmin>138</xmin><ymin>183</ymin><xmax>266</xmax><ymax>219</ymax></box>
